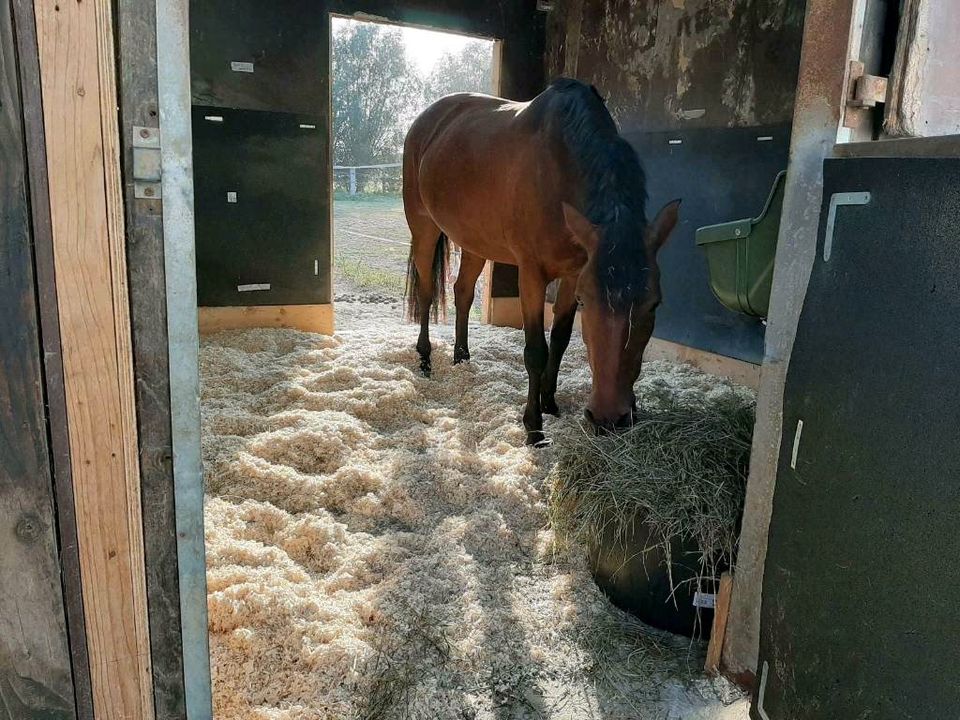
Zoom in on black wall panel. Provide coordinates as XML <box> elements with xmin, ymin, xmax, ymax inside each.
<box><xmin>192</xmin><ymin>106</ymin><xmax>330</xmax><ymax>306</ymax></box>
<box><xmin>191</xmin><ymin>0</ymin><xmax>326</xmax><ymax>115</ymax></box>
<box><xmin>757</xmin><ymin>157</ymin><xmax>960</xmax><ymax>720</ymax></box>
<box><xmin>629</xmin><ymin>124</ymin><xmax>790</xmax><ymax>364</ymax></box>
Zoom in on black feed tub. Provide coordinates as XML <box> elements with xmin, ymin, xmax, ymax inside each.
<box><xmin>588</xmin><ymin>516</ymin><xmax>724</xmax><ymax>639</ymax></box>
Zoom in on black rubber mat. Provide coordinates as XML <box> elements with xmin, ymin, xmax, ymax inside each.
<box><xmin>756</xmin><ymin>157</ymin><xmax>960</xmax><ymax>720</ymax></box>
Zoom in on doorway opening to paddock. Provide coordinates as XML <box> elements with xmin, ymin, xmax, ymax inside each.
<box><xmin>330</xmin><ymin>15</ymin><xmax>499</xmax><ymax>326</ymax></box>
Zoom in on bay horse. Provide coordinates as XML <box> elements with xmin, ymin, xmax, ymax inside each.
<box><xmin>402</xmin><ymin>78</ymin><xmax>680</xmax><ymax>446</ymax></box>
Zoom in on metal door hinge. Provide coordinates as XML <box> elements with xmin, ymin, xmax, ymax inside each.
<box><xmin>847</xmin><ymin>60</ymin><xmax>888</xmax><ymax>109</ymax></box>
<box><xmin>133</xmin><ymin>125</ymin><xmax>162</xmax><ymax>199</ymax></box>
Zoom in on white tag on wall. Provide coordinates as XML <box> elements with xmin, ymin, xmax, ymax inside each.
<box><xmin>237</xmin><ymin>283</ymin><xmax>270</xmax><ymax>292</ymax></box>
<box><xmin>230</xmin><ymin>61</ymin><xmax>254</xmax><ymax>73</ymax></box>
<box><xmin>693</xmin><ymin>591</ymin><xmax>716</xmax><ymax>609</ymax></box>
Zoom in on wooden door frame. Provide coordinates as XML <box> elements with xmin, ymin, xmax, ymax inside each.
<box><xmin>3</xmin><ymin>0</ymin><xmax>89</xmax><ymax>715</ymax></box>
<box><xmin>27</xmin><ymin>0</ymin><xmax>156</xmax><ymax>716</ymax></box>
<box><xmin>14</xmin><ymin>0</ymin><xmax>214</xmax><ymax>717</ymax></box>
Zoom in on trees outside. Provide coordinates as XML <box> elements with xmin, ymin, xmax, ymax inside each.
<box><xmin>422</xmin><ymin>41</ymin><xmax>494</xmax><ymax>105</ymax></box>
<box><xmin>331</xmin><ymin>22</ymin><xmax>422</xmax><ymax>166</ymax></box>
<box><xmin>332</xmin><ymin>22</ymin><xmax>493</xmax><ymax>168</ymax></box>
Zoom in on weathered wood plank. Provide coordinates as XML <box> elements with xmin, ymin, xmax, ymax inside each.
<box><xmin>32</xmin><ymin>0</ymin><xmax>155</xmax><ymax>715</ymax></box>
<box><xmin>9</xmin><ymin>1</ymin><xmax>96</xmax><ymax>716</ymax></box>
<box><xmin>0</xmin><ymin>1</ymin><xmax>76</xmax><ymax>717</ymax></box>
<box><xmin>705</xmin><ymin>572</ymin><xmax>734</xmax><ymax>676</ymax></box>
<box><xmin>116</xmin><ymin>0</ymin><xmax>187</xmax><ymax>715</ymax></box>
<box><xmin>198</xmin><ymin>304</ymin><xmax>335</xmax><ymax>335</ymax></box>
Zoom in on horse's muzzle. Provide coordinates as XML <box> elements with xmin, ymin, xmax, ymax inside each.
<box><xmin>584</xmin><ymin>408</ymin><xmax>634</xmax><ymax>435</ymax></box>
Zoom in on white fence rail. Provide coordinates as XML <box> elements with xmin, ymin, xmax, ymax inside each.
<box><xmin>333</xmin><ymin>162</ymin><xmax>402</xmax><ymax>195</ymax></box>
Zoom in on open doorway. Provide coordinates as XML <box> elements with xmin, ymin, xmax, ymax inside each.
<box><xmin>330</xmin><ymin>16</ymin><xmax>498</xmax><ymax>326</ymax></box>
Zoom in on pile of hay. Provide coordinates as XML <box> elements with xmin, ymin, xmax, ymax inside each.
<box><xmin>549</xmin><ymin>384</ymin><xmax>755</xmax><ymax>586</ymax></box>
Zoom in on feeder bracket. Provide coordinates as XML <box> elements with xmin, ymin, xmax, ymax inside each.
<box><xmin>132</xmin><ymin>125</ymin><xmax>162</xmax><ymax>199</ymax></box>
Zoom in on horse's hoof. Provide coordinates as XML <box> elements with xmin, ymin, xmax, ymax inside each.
<box><xmin>526</xmin><ymin>431</ymin><xmax>551</xmax><ymax>448</ymax></box>
<box><xmin>453</xmin><ymin>348</ymin><xmax>470</xmax><ymax>365</ymax></box>
<box><xmin>542</xmin><ymin>397</ymin><xmax>560</xmax><ymax>417</ymax></box>
<box><xmin>419</xmin><ymin>361</ymin><xmax>432</xmax><ymax>377</ymax></box>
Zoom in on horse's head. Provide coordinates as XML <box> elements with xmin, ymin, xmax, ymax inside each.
<box><xmin>563</xmin><ymin>199</ymin><xmax>681</xmax><ymax>432</ymax></box>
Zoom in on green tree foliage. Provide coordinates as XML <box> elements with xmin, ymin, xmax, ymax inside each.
<box><xmin>423</xmin><ymin>41</ymin><xmax>495</xmax><ymax>105</ymax></box>
<box><xmin>332</xmin><ymin>22</ymin><xmax>422</xmax><ymax>165</ymax></box>
<box><xmin>332</xmin><ymin>22</ymin><xmax>494</xmax><ymax>166</ymax></box>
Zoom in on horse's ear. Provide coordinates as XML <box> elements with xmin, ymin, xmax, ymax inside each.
<box><xmin>647</xmin><ymin>199</ymin><xmax>681</xmax><ymax>253</ymax></box>
<box><xmin>562</xmin><ymin>202</ymin><xmax>598</xmax><ymax>254</ymax></box>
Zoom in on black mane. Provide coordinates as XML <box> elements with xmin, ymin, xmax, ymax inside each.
<box><xmin>546</xmin><ymin>78</ymin><xmax>649</xmax><ymax>309</ymax></box>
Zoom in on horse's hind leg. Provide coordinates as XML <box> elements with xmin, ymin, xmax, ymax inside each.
<box><xmin>453</xmin><ymin>250</ymin><xmax>486</xmax><ymax>364</ymax></box>
<box><xmin>404</xmin><ymin>211</ymin><xmax>444</xmax><ymax>375</ymax></box>
<box><xmin>541</xmin><ymin>274</ymin><xmax>578</xmax><ymax>416</ymax></box>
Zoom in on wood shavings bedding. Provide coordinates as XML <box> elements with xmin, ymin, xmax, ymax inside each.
<box><xmin>200</xmin><ymin>301</ymin><xmax>750</xmax><ymax>719</ymax></box>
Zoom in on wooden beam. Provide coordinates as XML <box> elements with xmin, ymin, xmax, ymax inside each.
<box><xmin>9</xmin><ymin>0</ymin><xmax>95</xmax><ymax>714</ymax></box>
<box><xmin>0</xmin><ymin>0</ymin><xmax>77</xmax><ymax>714</ymax></box>
<box><xmin>643</xmin><ymin>338</ymin><xmax>761</xmax><ymax>390</ymax></box>
<box><xmin>33</xmin><ymin>0</ymin><xmax>154</xmax><ymax>716</ymax></box>
<box><xmin>198</xmin><ymin>304</ymin><xmax>335</xmax><ymax>335</ymax></box>
<box><xmin>705</xmin><ymin>572</ymin><xmax>734</xmax><ymax>676</ymax></box>
<box><xmin>480</xmin><ymin>261</ymin><xmax>494</xmax><ymax>324</ymax></box>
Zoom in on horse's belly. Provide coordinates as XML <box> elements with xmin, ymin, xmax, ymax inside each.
<box><xmin>423</xmin><ymin>203</ymin><xmax>518</xmax><ymax>265</ymax></box>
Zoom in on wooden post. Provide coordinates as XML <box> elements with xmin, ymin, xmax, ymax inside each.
<box><xmin>33</xmin><ymin>0</ymin><xmax>155</xmax><ymax>716</ymax></box>
<box><xmin>349</xmin><ymin>166</ymin><xmax>357</xmax><ymax>195</ymax></box>
<box><xmin>0</xmin><ymin>1</ymin><xmax>79</xmax><ymax>715</ymax></box>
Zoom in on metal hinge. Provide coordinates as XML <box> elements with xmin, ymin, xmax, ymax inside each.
<box><xmin>847</xmin><ymin>60</ymin><xmax>888</xmax><ymax>109</ymax></box>
<box><xmin>132</xmin><ymin>126</ymin><xmax>162</xmax><ymax>199</ymax></box>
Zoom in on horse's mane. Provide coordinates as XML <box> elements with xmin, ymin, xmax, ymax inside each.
<box><xmin>546</xmin><ymin>78</ymin><xmax>649</xmax><ymax>310</ymax></box>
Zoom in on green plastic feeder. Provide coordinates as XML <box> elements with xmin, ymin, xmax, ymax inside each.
<box><xmin>695</xmin><ymin>170</ymin><xmax>787</xmax><ymax>318</ymax></box>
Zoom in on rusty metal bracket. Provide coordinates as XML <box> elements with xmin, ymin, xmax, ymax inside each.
<box><xmin>847</xmin><ymin>60</ymin><xmax>889</xmax><ymax>108</ymax></box>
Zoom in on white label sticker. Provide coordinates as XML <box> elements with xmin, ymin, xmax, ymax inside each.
<box><xmin>230</xmin><ymin>61</ymin><xmax>254</xmax><ymax>73</ymax></box>
<box><xmin>237</xmin><ymin>283</ymin><xmax>270</xmax><ymax>292</ymax></box>
<box><xmin>226</xmin><ymin>191</ymin><xmax>238</xmax><ymax>203</ymax></box>
<box><xmin>693</xmin><ymin>591</ymin><xmax>716</xmax><ymax>609</ymax></box>
<box><xmin>791</xmin><ymin>419</ymin><xmax>804</xmax><ymax>470</ymax></box>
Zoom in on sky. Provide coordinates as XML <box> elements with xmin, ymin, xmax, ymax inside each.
<box><xmin>332</xmin><ymin>16</ymin><xmax>491</xmax><ymax>75</ymax></box>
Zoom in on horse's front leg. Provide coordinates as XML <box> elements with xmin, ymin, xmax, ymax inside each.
<box><xmin>518</xmin><ymin>267</ymin><xmax>549</xmax><ymax>446</ymax></box>
<box><xmin>541</xmin><ymin>274</ymin><xmax>578</xmax><ymax>416</ymax></box>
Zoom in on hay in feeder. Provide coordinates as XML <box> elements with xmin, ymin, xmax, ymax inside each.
<box><xmin>549</xmin><ymin>386</ymin><xmax>755</xmax><ymax>587</ymax></box>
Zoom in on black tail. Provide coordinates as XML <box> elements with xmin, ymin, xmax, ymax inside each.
<box><xmin>405</xmin><ymin>232</ymin><xmax>449</xmax><ymax>322</ymax></box>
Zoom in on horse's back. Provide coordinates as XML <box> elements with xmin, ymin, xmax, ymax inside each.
<box><xmin>404</xmin><ymin>92</ymin><xmax>525</xmax><ymax>158</ymax></box>
<box><xmin>402</xmin><ymin>82</ymin><xmax>595</xmax><ymax>268</ymax></box>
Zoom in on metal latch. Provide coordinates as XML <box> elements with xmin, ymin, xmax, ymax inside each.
<box><xmin>847</xmin><ymin>60</ymin><xmax>888</xmax><ymax>108</ymax></box>
<box><xmin>133</xmin><ymin>126</ymin><xmax>161</xmax><ymax>199</ymax></box>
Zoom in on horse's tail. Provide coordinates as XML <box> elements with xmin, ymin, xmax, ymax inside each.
<box><xmin>405</xmin><ymin>232</ymin><xmax>449</xmax><ymax>322</ymax></box>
